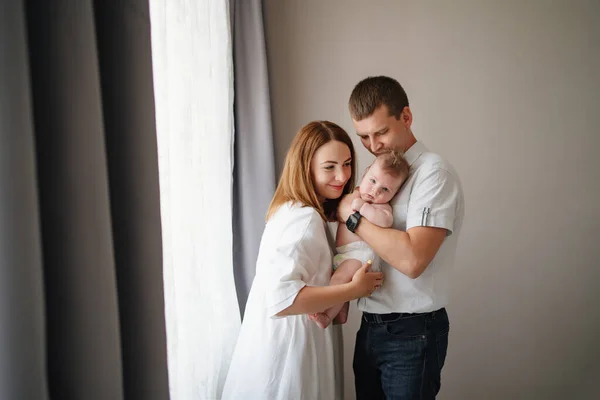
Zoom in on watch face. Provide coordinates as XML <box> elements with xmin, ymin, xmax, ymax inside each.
<box><xmin>346</xmin><ymin>212</ymin><xmax>359</xmax><ymax>232</ymax></box>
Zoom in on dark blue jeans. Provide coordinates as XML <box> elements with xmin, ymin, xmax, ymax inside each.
<box><xmin>353</xmin><ymin>308</ymin><xmax>449</xmax><ymax>400</ymax></box>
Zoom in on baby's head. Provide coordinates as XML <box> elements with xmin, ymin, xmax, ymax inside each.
<box><xmin>359</xmin><ymin>150</ymin><xmax>409</xmax><ymax>204</ymax></box>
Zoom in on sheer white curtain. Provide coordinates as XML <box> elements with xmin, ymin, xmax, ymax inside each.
<box><xmin>148</xmin><ymin>1</ymin><xmax>240</xmax><ymax>399</ymax></box>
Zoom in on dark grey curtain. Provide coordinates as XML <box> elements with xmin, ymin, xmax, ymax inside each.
<box><xmin>230</xmin><ymin>0</ymin><xmax>277</xmax><ymax>317</ymax></box>
<box><xmin>0</xmin><ymin>0</ymin><xmax>169</xmax><ymax>399</ymax></box>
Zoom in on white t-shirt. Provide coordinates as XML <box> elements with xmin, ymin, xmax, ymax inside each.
<box><xmin>358</xmin><ymin>141</ymin><xmax>465</xmax><ymax>314</ymax></box>
<box><xmin>223</xmin><ymin>202</ymin><xmax>343</xmax><ymax>400</ymax></box>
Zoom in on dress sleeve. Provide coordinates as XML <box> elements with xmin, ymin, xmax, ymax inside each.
<box><xmin>265</xmin><ymin>209</ymin><xmax>325</xmax><ymax>318</ymax></box>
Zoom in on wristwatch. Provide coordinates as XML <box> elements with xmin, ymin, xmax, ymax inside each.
<box><xmin>346</xmin><ymin>211</ymin><xmax>362</xmax><ymax>233</ymax></box>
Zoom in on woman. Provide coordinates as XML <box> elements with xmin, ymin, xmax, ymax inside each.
<box><xmin>222</xmin><ymin>121</ymin><xmax>383</xmax><ymax>399</ymax></box>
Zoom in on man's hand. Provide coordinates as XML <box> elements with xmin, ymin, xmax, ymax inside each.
<box><xmin>337</xmin><ymin>189</ymin><xmax>361</xmax><ymax>223</ymax></box>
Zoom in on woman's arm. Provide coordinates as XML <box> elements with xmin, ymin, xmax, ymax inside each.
<box><xmin>276</xmin><ymin>261</ymin><xmax>382</xmax><ymax>316</ymax></box>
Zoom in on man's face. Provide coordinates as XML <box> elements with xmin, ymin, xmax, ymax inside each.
<box><xmin>352</xmin><ymin>104</ymin><xmax>412</xmax><ymax>155</ymax></box>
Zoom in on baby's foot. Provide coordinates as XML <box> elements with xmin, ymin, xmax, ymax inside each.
<box><xmin>309</xmin><ymin>312</ymin><xmax>332</xmax><ymax>329</ymax></box>
<box><xmin>333</xmin><ymin>302</ymin><xmax>349</xmax><ymax>325</ymax></box>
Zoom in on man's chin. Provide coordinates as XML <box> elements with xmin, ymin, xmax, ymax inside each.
<box><xmin>373</xmin><ymin>147</ymin><xmax>404</xmax><ymax>156</ymax></box>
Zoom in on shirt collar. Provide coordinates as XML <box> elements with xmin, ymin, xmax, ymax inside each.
<box><xmin>403</xmin><ymin>140</ymin><xmax>427</xmax><ymax>166</ymax></box>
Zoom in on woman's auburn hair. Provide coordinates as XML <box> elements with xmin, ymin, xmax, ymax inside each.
<box><xmin>266</xmin><ymin>121</ymin><xmax>356</xmax><ymax>222</ymax></box>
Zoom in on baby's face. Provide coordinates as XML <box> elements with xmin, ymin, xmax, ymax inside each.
<box><xmin>359</xmin><ymin>162</ymin><xmax>404</xmax><ymax>204</ymax></box>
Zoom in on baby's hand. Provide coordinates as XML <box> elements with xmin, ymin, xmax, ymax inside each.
<box><xmin>351</xmin><ymin>198</ymin><xmax>366</xmax><ymax>212</ymax></box>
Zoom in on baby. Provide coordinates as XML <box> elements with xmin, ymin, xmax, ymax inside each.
<box><xmin>310</xmin><ymin>150</ymin><xmax>409</xmax><ymax>329</ymax></box>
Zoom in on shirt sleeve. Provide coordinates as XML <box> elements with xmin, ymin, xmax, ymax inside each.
<box><xmin>406</xmin><ymin>167</ymin><xmax>461</xmax><ymax>235</ymax></box>
<box><xmin>265</xmin><ymin>210</ymin><xmax>324</xmax><ymax>318</ymax></box>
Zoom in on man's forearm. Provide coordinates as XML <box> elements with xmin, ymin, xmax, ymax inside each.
<box><xmin>355</xmin><ymin>219</ymin><xmax>447</xmax><ymax>279</ymax></box>
<box><xmin>354</xmin><ymin>219</ymin><xmax>420</xmax><ymax>278</ymax></box>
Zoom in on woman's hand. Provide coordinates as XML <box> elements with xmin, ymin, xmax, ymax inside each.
<box><xmin>350</xmin><ymin>260</ymin><xmax>384</xmax><ymax>298</ymax></box>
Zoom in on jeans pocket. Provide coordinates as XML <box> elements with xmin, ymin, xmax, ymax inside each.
<box><xmin>384</xmin><ymin>317</ymin><xmax>426</xmax><ymax>340</ymax></box>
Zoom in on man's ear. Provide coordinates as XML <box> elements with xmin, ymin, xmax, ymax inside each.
<box><xmin>401</xmin><ymin>106</ymin><xmax>413</xmax><ymax>127</ymax></box>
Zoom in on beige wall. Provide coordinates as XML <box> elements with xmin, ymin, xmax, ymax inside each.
<box><xmin>264</xmin><ymin>0</ymin><xmax>600</xmax><ymax>399</ymax></box>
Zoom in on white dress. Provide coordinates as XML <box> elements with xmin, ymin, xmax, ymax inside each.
<box><xmin>222</xmin><ymin>202</ymin><xmax>343</xmax><ymax>400</ymax></box>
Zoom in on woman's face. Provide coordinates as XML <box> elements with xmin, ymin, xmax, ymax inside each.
<box><xmin>311</xmin><ymin>140</ymin><xmax>352</xmax><ymax>202</ymax></box>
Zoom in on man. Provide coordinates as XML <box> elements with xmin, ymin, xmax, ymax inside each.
<box><xmin>337</xmin><ymin>76</ymin><xmax>465</xmax><ymax>399</ymax></box>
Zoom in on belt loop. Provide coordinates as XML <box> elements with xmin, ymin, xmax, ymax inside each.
<box><xmin>375</xmin><ymin>314</ymin><xmax>382</xmax><ymax>324</ymax></box>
